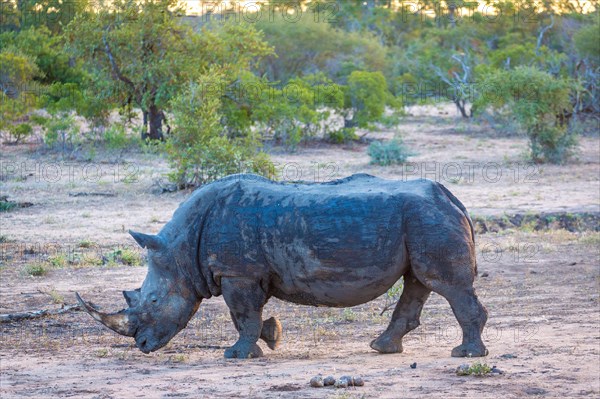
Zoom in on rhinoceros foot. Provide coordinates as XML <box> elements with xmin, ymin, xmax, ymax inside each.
<box><xmin>451</xmin><ymin>342</ymin><xmax>488</xmax><ymax>357</ymax></box>
<box><xmin>224</xmin><ymin>340</ymin><xmax>264</xmax><ymax>359</ymax></box>
<box><xmin>369</xmin><ymin>332</ymin><xmax>403</xmax><ymax>354</ymax></box>
<box><xmin>260</xmin><ymin>317</ymin><xmax>283</xmax><ymax>350</ymax></box>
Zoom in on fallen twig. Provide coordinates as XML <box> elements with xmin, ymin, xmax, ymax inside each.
<box><xmin>68</xmin><ymin>192</ymin><xmax>116</xmax><ymax>197</ymax></box>
<box><xmin>0</xmin><ymin>304</ymin><xmax>81</xmax><ymax>323</ymax></box>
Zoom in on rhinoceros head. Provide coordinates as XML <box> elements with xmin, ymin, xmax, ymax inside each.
<box><xmin>76</xmin><ymin>230</ymin><xmax>201</xmax><ymax>354</ymax></box>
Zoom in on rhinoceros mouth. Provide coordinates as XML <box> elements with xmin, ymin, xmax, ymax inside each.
<box><xmin>135</xmin><ymin>334</ymin><xmax>170</xmax><ymax>354</ymax></box>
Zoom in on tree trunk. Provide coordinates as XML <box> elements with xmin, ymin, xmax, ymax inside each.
<box><xmin>145</xmin><ymin>104</ymin><xmax>164</xmax><ymax>141</ymax></box>
<box><xmin>448</xmin><ymin>3</ymin><xmax>456</xmax><ymax>28</ymax></box>
<box><xmin>141</xmin><ymin>110</ymin><xmax>149</xmax><ymax>140</ymax></box>
<box><xmin>344</xmin><ymin>117</ymin><xmax>357</xmax><ymax>129</ymax></box>
<box><xmin>455</xmin><ymin>99</ymin><xmax>469</xmax><ymax>118</ymax></box>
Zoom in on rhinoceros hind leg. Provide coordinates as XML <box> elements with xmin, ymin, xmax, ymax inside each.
<box><xmin>370</xmin><ymin>272</ymin><xmax>431</xmax><ymax>354</ymax></box>
<box><xmin>444</xmin><ymin>289</ymin><xmax>488</xmax><ymax>357</ymax></box>
<box><xmin>260</xmin><ymin>317</ymin><xmax>283</xmax><ymax>350</ymax></box>
<box><xmin>222</xmin><ymin>277</ymin><xmax>268</xmax><ymax>359</ymax></box>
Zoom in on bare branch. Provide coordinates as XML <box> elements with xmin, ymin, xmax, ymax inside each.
<box><xmin>536</xmin><ymin>15</ymin><xmax>555</xmax><ymax>56</ymax></box>
<box><xmin>102</xmin><ymin>28</ymin><xmax>136</xmax><ymax>93</ymax></box>
<box><xmin>0</xmin><ymin>304</ymin><xmax>81</xmax><ymax>323</ymax></box>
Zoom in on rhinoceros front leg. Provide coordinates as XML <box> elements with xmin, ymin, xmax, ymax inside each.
<box><xmin>371</xmin><ymin>272</ymin><xmax>431</xmax><ymax>354</ymax></box>
<box><xmin>229</xmin><ymin>313</ymin><xmax>283</xmax><ymax>351</ymax></box>
<box><xmin>221</xmin><ymin>277</ymin><xmax>267</xmax><ymax>359</ymax></box>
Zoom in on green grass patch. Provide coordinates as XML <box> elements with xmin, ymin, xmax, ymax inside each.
<box><xmin>78</xmin><ymin>240</ymin><xmax>95</xmax><ymax>249</ymax></box>
<box><xmin>22</xmin><ymin>262</ymin><xmax>48</xmax><ymax>277</ymax></box>
<box><xmin>0</xmin><ymin>201</ymin><xmax>18</xmax><ymax>212</ymax></box>
<box><xmin>456</xmin><ymin>361</ymin><xmax>492</xmax><ymax>376</ymax></box>
<box><xmin>105</xmin><ymin>248</ymin><xmax>143</xmax><ymax>266</ymax></box>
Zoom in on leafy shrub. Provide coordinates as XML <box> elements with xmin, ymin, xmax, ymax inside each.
<box><xmin>48</xmin><ymin>254</ymin><xmax>67</xmax><ymax>268</ymax></box>
<box><xmin>573</xmin><ymin>23</ymin><xmax>600</xmax><ymax>64</ymax></box>
<box><xmin>476</xmin><ymin>66</ymin><xmax>576</xmax><ymax>163</ymax></box>
<box><xmin>0</xmin><ymin>200</ymin><xmax>18</xmax><ymax>212</ymax></box>
<box><xmin>456</xmin><ymin>362</ymin><xmax>492</xmax><ymax>376</ymax></box>
<box><xmin>104</xmin><ymin>124</ymin><xmax>130</xmax><ymax>150</ymax></box>
<box><xmin>327</xmin><ymin>128</ymin><xmax>357</xmax><ymax>144</ymax></box>
<box><xmin>368</xmin><ymin>139</ymin><xmax>410</xmax><ymax>166</ymax></box>
<box><xmin>166</xmin><ymin>78</ymin><xmax>274</xmax><ymax>187</ymax></box>
<box><xmin>43</xmin><ymin>113</ymin><xmax>80</xmax><ymax>154</ymax></box>
<box><xmin>105</xmin><ymin>248</ymin><xmax>142</xmax><ymax>267</ymax></box>
<box><xmin>0</xmin><ymin>48</ymin><xmax>41</xmax><ymax>137</ymax></box>
<box><xmin>9</xmin><ymin>123</ymin><xmax>33</xmax><ymax>143</ymax></box>
<box><xmin>250</xmin><ymin>73</ymin><xmax>345</xmax><ymax>149</ymax></box>
<box><xmin>345</xmin><ymin>71</ymin><xmax>388</xmax><ymax>128</ymax></box>
<box><xmin>23</xmin><ymin>262</ymin><xmax>47</xmax><ymax>277</ymax></box>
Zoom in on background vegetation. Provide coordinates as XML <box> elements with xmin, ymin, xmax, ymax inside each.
<box><xmin>1</xmin><ymin>0</ymin><xmax>598</xmax><ymax>185</ymax></box>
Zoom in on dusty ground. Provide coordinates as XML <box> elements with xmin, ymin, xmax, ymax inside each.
<box><xmin>1</xmin><ymin>106</ymin><xmax>599</xmax><ymax>398</ymax></box>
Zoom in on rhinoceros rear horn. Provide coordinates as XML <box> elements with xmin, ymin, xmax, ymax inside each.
<box><xmin>129</xmin><ymin>230</ymin><xmax>164</xmax><ymax>251</ymax></box>
<box><xmin>75</xmin><ymin>293</ymin><xmax>136</xmax><ymax>337</ymax></box>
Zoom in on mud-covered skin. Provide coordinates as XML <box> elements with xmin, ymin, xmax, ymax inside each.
<box><xmin>77</xmin><ymin>173</ymin><xmax>488</xmax><ymax>359</ymax></box>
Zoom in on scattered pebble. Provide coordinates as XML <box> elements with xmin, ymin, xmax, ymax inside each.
<box><xmin>499</xmin><ymin>353</ymin><xmax>517</xmax><ymax>359</ymax></box>
<box><xmin>309</xmin><ymin>375</ymin><xmax>324</xmax><ymax>388</ymax></box>
<box><xmin>310</xmin><ymin>374</ymin><xmax>364</xmax><ymax>388</ymax></box>
<box><xmin>353</xmin><ymin>377</ymin><xmax>364</xmax><ymax>387</ymax></box>
<box><xmin>339</xmin><ymin>375</ymin><xmax>353</xmax><ymax>385</ymax></box>
<box><xmin>480</xmin><ymin>272</ymin><xmax>489</xmax><ymax>277</ymax></box>
<box><xmin>334</xmin><ymin>378</ymin><xmax>348</xmax><ymax>388</ymax></box>
<box><xmin>323</xmin><ymin>376</ymin><xmax>335</xmax><ymax>386</ymax></box>
<box><xmin>410</xmin><ymin>362</ymin><xmax>417</xmax><ymax>369</ymax></box>
<box><xmin>491</xmin><ymin>366</ymin><xmax>504</xmax><ymax>374</ymax></box>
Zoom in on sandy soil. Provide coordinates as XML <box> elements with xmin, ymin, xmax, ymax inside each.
<box><xmin>1</xmin><ymin>107</ymin><xmax>599</xmax><ymax>398</ymax></box>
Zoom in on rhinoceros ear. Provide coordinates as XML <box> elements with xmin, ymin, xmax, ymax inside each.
<box><xmin>123</xmin><ymin>289</ymin><xmax>140</xmax><ymax>308</ymax></box>
<box><xmin>129</xmin><ymin>230</ymin><xmax>164</xmax><ymax>251</ymax></box>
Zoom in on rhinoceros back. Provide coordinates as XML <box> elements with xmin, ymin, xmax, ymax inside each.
<box><xmin>199</xmin><ymin>174</ymin><xmax>454</xmax><ymax>307</ymax></box>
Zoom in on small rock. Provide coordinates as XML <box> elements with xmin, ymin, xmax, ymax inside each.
<box><xmin>499</xmin><ymin>353</ymin><xmax>517</xmax><ymax>359</ymax></box>
<box><xmin>339</xmin><ymin>375</ymin><xmax>353</xmax><ymax>386</ymax></box>
<box><xmin>524</xmin><ymin>387</ymin><xmax>548</xmax><ymax>395</ymax></box>
<box><xmin>491</xmin><ymin>366</ymin><xmax>504</xmax><ymax>374</ymax></box>
<box><xmin>334</xmin><ymin>378</ymin><xmax>348</xmax><ymax>388</ymax></box>
<box><xmin>480</xmin><ymin>272</ymin><xmax>489</xmax><ymax>278</ymax></box>
<box><xmin>410</xmin><ymin>362</ymin><xmax>417</xmax><ymax>369</ymax></box>
<box><xmin>323</xmin><ymin>376</ymin><xmax>335</xmax><ymax>386</ymax></box>
<box><xmin>353</xmin><ymin>376</ymin><xmax>364</xmax><ymax>386</ymax></box>
<box><xmin>309</xmin><ymin>375</ymin><xmax>324</xmax><ymax>388</ymax></box>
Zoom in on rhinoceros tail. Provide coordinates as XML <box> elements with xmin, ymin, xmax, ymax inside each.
<box><xmin>435</xmin><ymin>182</ymin><xmax>477</xmax><ymax>274</ymax></box>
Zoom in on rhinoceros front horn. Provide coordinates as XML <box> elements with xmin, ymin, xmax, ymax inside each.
<box><xmin>75</xmin><ymin>293</ymin><xmax>136</xmax><ymax>337</ymax></box>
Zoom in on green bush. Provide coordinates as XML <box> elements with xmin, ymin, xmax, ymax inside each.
<box><xmin>477</xmin><ymin>66</ymin><xmax>576</xmax><ymax>163</ymax></box>
<box><xmin>166</xmin><ymin>78</ymin><xmax>274</xmax><ymax>187</ymax></box>
<box><xmin>368</xmin><ymin>139</ymin><xmax>410</xmax><ymax>166</ymax></box>
<box><xmin>345</xmin><ymin>71</ymin><xmax>388</xmax><ymax>128</ymax></box>
<box><xmin>105</xmin><ymin>248</ymin><xmax>143</xmax><ymax>267</ymax></box>
<box><xmin>574</xmin><ymin>23</ymin><xmax>600</xmax><ymax>64</ymax></box>
<box><xmin>0</xmin><ymin>200</ymin><xmax>18</xmax><ymax>212</ymax></box>
<box><xmin>104</xmin><ymin>124</ymin><xmax>130</xmax><ymax>150</ymax></box>
<box><xmin>43</xmin><ymin>113</ymin><xmax>80</xmax><ymax>153</ymax></box>
<box><xmin>9</xmin><ymin>123</ymin><xmax>33</xmax><ymax>143</ymax></box>
<box><xmin>23</xmin><ymin>262</ymin><xmax>47</xmax><ymax>277</ymax></box>
<box><xmin>327</xmin><ymin>128</ymin><xmax>358</xmax><ymax>144</ymax></box>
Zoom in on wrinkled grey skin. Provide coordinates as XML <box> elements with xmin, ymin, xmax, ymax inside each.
<box><xmin>77</xmin><ymin>173</ymin><xmax>488</xmax><ymax>359</ymax></box>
